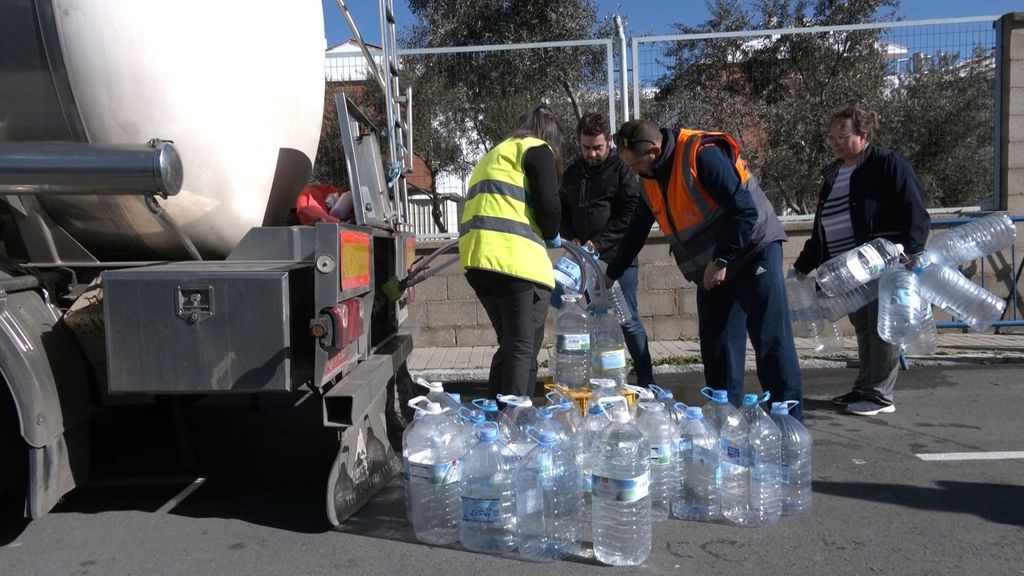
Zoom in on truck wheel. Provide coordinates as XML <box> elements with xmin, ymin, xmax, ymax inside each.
<box><xmin>0</xmin><ymin>382</ymin><xmax>27</xmax><ymax>519</ymax></box>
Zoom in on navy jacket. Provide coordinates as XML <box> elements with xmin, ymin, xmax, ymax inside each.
<box><xmin>794</xmin><ymin>143</ymin><xmax>930</xmax><ymax>274</ymax></box>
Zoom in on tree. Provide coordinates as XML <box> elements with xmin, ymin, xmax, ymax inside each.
<box><xmin>879</xmin><ymin>47</ymin><xmax>995</xmax><ymax>208</ymax></box>
<box><xmin>650</xmin><ymin>0</ymin><xmax>909</xmax><ymax>214</ymax></box>
<box><xmin>401</xmin><ymin>0</ymin><xmax>605</xmax><ymax>179</ymax></box>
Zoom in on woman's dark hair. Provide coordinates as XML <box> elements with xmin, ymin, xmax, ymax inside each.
<box><xmin>511</xmin><ymin>105</ymin><xmax>563</xmax><ymax>171</ymax></box>
<box><xmin>830</xmin><ymin>106</ymin><xmax>880</xmax><ymax>140</ymax></box>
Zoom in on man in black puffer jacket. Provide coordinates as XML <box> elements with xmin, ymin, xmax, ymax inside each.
<box><xmin>560</xmin><ymin>113</ymin><xmax>654</xmax><ymax>387</ymax></box>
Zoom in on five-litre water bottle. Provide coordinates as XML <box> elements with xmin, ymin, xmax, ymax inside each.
<box><xmin>816</xmin><ymin>238</ymin><xmax>904</xmax><ymax>297</ymax></box>
<box><xmin>877</xmin><ymin>266</ymin><xmax>923</xmax><ymax>346</ymax></box>
<box><xmin>718</xmin><ymin>394</ymin><xmax>752</xmax><ymax>525</ymax></box>
<box><xmin>588</xmin><ymin>378</ymin><xmax>627</xmax><ymax>418</ymax></box>
<box><xmin>917</xmin><ymin>254</ymin><xmax>1007</xmax><ymax>332</ymax></box>
<box><xmin>673</xmin><ymin>406</ymin><xmax>720</xmax><ymax>521</ymax></box>
<box><xmin>460</xmin><ymin>422</ymin><xmax>518</xmax><ymax>553</ymax></box>
<box><xmin>515</xmin><ymin>427</ymin><xmax>581</xmax><ymax>562</ymax></box>
<box><xmin>545</xmin><ymin>390</ymin><xmax>582</xmax><ymax>437</ymax></box>
<box><xmin>575</xmin><ymin>402</ymin><xmax>607</xmax><ymax>522</ymax></box>
<box><xmin>496</xmin><ymin>394</ymin><xmax>542</xmax><ymax>460</ymax></box>
<box><xmin>816</xmin><ymin>279</ymin><xmax>879</xmax><ymax>322</ymax></box>
<box><xmin>550</xmin><ymin>255</ymin><xmax>584</xmax><ymax>310</ymax></box>
<box><xmin>770</xmin><ymin>401</ymin><xmax>812</xmax><ymax>516</ymax></box>
<box><xmin>402</xmin><ymin>396</ymin><xmax>430</xmax><ymax>523</ymax></box>
<box><xmin>927</xmin><ymin>213</ymin><xmax>1017</xmax><ymax>267</ymax></box>
<box><xmin>414</xmin><ymin>377</ymin><xmax>462</xmax><ymax>412</ymax></box>
<box><xmin>782</xmin><ymin>271</ymin><xmax>845</xmax><ymax>354</ymax></box>
<box><xmin>649</xmin><ymin>384</ymin><xmax>685</xmax><ymax>424</ymax></box>
<box><xmin>742</xmin><ymin>394</ymin><xmax>782</xmax><ymax>526</ymax></box>
<box><xmin>456</xmin><ymin>406</ymin><xmax>487</xmax><ymax>445</ymax></box>
<box><xmin>902</xmin><ymin>300</ymin><xmax>938</xmax><ymax>356</ymax></box>
<box><xmin>591</xmin><ymin>397</ymin><xmax>652</xmax><ymax>566</ymax></box>
<box><xmin>471</xmin><ymin>398</ymin><xmax>501</xmax><ymax>423</ymax></box>
<box><xmin>700</xmin><ymin>387</ymin><xmax>738</xmax><ymax>434</ymax></box>
<box><xmin>404</xmin><ymin>398</ymin><xmax>467</xmax><ymax>545</ymax></box>
<box><xmin>536</xmin><ymin>405</ymin><xmax>573</xmax><ymax>447</ymax></box>
<box><xmin>554</xmin><ymin>293</ymin><xmax>591</xmax><ymax>390</ymax></box>
<box><xmin>625</xmin><ymin>386</ymin><xmax>677</xmax><ymax>522</ymax></box>
<box><xmin>590</xmin><ymin>308</ymin><xmax>628</xmax><ymax>387</ymax></box>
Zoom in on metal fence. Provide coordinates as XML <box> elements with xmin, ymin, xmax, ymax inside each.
<box><xmin>631</xmin><ymin>16</ymin><xmax>1001</xmax><ymax>214</ymax></box>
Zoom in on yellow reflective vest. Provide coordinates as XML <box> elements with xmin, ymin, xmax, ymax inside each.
<box><xmin>459</xmin><ymin>136</ymin><xmax>555</xmax><ymax>288</ymax></box>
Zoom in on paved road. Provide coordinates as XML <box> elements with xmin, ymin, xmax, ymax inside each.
<box><xmin>1</xmin><ymin>365</ymin><xmax>1022</xmax><ymax>576</ymax></box>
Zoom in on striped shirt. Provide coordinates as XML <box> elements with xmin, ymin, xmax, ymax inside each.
<box><xmin>821</xmin><ymin>164</ymin><xmax>857</xmax><ymax>257</ymax></box>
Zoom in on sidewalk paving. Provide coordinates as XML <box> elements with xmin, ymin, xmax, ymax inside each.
<box><xmin>408</xmin><ymin>332</ymin><xmax>1024</xmax><ymax>381</ymax></box>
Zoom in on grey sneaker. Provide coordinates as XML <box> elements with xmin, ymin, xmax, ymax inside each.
<box><xmin>831</xmin><ymin>391</ymin><xmax>862</xmax><ymax>406</ymax></box>
<box><xmin>847</xmin><ymin>400</ymin><xmax>896</xmax><ymax>416</ymax></box>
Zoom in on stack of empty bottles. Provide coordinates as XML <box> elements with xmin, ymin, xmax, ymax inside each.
<box><xmin>804</xmin><ymin>213</ymin><xmax>1017</xmax><ymax>355</ymax></box>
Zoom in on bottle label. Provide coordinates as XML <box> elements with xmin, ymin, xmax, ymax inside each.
<box><xmin>597</xmin><ymin>349</ymin><xmax>627</xmax><ymax>370</ymax></box>
<box><xmin>409</xmin><ymin>459</ymin><xmax>462</xmax><ymax>485</ymax></box>
<box><xmin>751</xmin><ymin>462</ymin><xmax>782</xmax><ymax>482</ymax></box>
<box><xmin>519</xmin><ymin>487</ymin><xmax>543</xmax><ymax>515</ymax></box>
<box><xmin>580</xmin><ymin>467</ymin><xmax>593</xmax><ymax>493</ymax></box>
<box><xmin>890</xmin><ymin>287</ymin><xmax>921</xmax><ymax>310</ymax></box>
<box><xmin>592</xmin><ymin>472</ymin><xmax>650</xmax><ymax>503</ymax></box>
<box><xmin>556</xmin><ymin>333</ymin><xmax>591</xmax><ymax>352</ymax></box>
<box><xmin>553</xmin><ymin>257</ymin><xmax>582</xmax><ymax>289</ymax></box>
<box><xmin>650</xmin><ymin>443</ymin><xmax>674</xmax><ymax>465</ymax></box>
<box><xmin>849</xmin><ymin>245</ymin><xmax>885</xmax><ymax>283</ymax></box>
<box><xmin>461</xmin><ymin>496</ymin><xmax>502</xmax><ymax>523</ymax></box>
<box><xmin>532</xmin><ymin>452</ymin><xmax>553</xmax><ymax>478</ymax></box>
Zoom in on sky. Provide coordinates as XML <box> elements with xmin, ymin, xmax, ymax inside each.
<box><xmin>323</xmin><ymin>0</ymin><xmax>1023</xmax><ymax>48</ymax></box>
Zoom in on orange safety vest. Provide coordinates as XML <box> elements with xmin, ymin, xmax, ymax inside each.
<box><xmin>642</xmin><ymin>129</ymin><xmax>753</xmax><ymax>239</ymax></box>
<box><xmin>641</xmin><ymin>129</ymin><xmax>773</xmax><ymax>281</ymax></box>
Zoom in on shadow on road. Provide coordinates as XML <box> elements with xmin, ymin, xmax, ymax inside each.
<box><xmin>814</xmin><ymin>480</ymin><xmax>1024</xmax><ymax>526</ymax></box>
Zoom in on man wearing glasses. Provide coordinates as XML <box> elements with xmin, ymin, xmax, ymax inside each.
<box><xmin>606</xmin><ymin>119</ymin><xmax>804</xmax><ymax>421</ymax></box>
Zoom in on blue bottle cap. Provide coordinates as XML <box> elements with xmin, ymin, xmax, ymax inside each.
<box><xmin>743</xmin><ymin>393</ymin><xmax>759</xmax><ymax>407</ymax></box>
<box><xmin>684</xmin><ymin>407</ymin><xmax>704</xmax><ymax>420</ymax></box>
<box><xmin>536</xmin><ymin>430</ymin><xmax>558</xmax><ymax>447</ymax></box>
<box><xmin>712</xmin><ymin>390</ymin><xmax>729</xmax><ymax>404</ymax></box>
<box><xmin>478</xmin><ymin>426</ymin><xmax>498</xmax><ymax>443</ymax></box>
<box><xmin>588</xmin><ymin>403</ymin><xmax>605</xmax><ymax>416</ymax></box>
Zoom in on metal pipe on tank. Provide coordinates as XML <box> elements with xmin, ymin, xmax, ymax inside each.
<box><xmin>0</xmin><ymin>140</ymin><xmax>182</xmax><ymax>196</ymax></box>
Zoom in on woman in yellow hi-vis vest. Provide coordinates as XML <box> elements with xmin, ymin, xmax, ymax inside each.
<box><xmin>459</xmin><ymin>105</ymin><xmax>563</xmax><ymax>397</ymax></box>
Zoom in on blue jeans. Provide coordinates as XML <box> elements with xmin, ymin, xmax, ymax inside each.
<box><xmin>696</xmin><ymin>241</ymin><xmax>804</xmax><ymax>421</ymax></box>
<box><xmin>617</xmin><ymin>264</ymin><xmax>654</xmax><ymax>387</ymax></box>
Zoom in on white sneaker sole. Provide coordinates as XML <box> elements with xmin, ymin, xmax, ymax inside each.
<box><xmin>847</xmin><ymin>403</ymin><xmax>896</xmax><ymax>416</ymax></box>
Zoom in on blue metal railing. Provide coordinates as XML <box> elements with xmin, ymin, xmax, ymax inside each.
<box><xmin>930</xmin><ymin>214</ymin><xmax>1023</xmax><ymax>331</ymax></box>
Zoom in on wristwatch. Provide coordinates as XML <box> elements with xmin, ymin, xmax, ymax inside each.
<box><xmin>712</xmin><ymin>257</ymin><xmax>729</xmax><ymax>269</ymax></box>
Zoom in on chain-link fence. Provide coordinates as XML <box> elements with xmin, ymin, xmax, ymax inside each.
<box><xmin>631</xmin><ymin>16</ymin><xmax>1000</xmax><ymax>214</ymax></box>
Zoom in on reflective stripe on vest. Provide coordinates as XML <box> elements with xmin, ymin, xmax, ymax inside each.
<box><xmin>458</xmin><ymin>136</ymin><xmax>555</xmax><ymax>288</ymax></box>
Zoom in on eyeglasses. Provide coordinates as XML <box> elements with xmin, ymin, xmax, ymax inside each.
<box><xmin>613</xmin><ymin>133</ymin><xmax>655</xmax><ymax>151</ymax></box>
<box><xmin>825</xmin><ymin>132</ymin><xmax>855</xmax><ymax>144</ymax></box>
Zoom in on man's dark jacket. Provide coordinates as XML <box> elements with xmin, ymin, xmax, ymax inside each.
<box><xmin>794</xmin><ymin>143</ymin><xmax>930</xmax><ymax>274</ymax></box>
<box><xmin>559</xmin><ymin>150</ymin><xmax>641</xmax><ymax>264</ymax></box>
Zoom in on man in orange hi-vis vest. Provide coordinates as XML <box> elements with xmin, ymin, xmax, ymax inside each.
<box><xmin>607</xmin><ymin>119</ymin><xmax>804</xmax><ymax>421</ymax></box>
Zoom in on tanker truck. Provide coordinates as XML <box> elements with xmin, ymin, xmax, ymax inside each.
<box><xmin>0</xmin><ymin>0</ymin><xmax>416</xmax><ymax>525</ymax></box>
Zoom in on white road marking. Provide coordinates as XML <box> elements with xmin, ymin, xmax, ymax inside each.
<box><xmin>915</xmin><ymin>451</ymin><xmax>1024</xmax><ymax>461</ymax></box>
<box><xmin>156</xmin><ymin>477</ymin><xmax>207</xmax><ymax>513</ymax></box>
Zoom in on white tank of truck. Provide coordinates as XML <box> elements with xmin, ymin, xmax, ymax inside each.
<box><xmin>33</xmin><ymin>0</ymin><xmax>326</xmax><ymax>258</ymax></box>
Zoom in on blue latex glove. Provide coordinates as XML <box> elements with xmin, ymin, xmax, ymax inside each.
<box><xmin>545</xmin><ymin>234</ymin><xmax>562</xmax><ymax>249</ymax></box>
